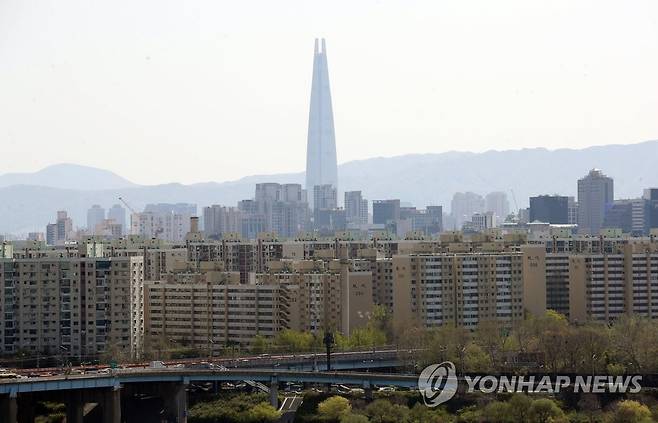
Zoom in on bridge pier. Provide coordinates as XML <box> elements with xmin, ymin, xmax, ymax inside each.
<box><xmin>17</xmin><ymin>393</ymin><xmax>35</xmax><ymax>423</ymax></box>
<box><xmin>66</xmin><ymin>390</ymin><xmax>84</xmax><ymax>423</ymax></box>
<box><xmin>269</xmin><ymin>377</ymin><xmax>278</xmax><ymax>409</ymax></box>
<box><xmin>1</xmin><ymin>392</ymin><xmax>18</xmax><ymax>423</ymax></box>
<box><xmin>100</xmin><ymin>386</ymin><xmax>121</xmax><ymax>423</ymax></box>
<box><xmin>363</xmin><ymin>381</ymin><xmax>373</xmax><ymax>401</ymax></box>
<box><xmin>162</xmin><ymin>382</ymin><xmax>188</xmax><ymax>423</ymax></box>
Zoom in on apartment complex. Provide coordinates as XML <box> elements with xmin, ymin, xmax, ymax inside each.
<box><xmin>0</xmin><ymin>256</ymin><xmax>143</xmax><ymax>359</ymax></box>
<box><xmin>4</xmin><ymin>229</ymin><xmax>658</xmax><ymax>359</ymax></box>
<box><xmin>539</xmin><ymin>242</ymin><xmax>658</xmax><ymax>323</ymax></box>
<box><xmin>140</xmin><ymin>258</ymin><xmax>373</xmax><ymax>356</ymax></box>
<box><xmin>391</xmin><ymin>246</ymin><xmax>546</xmax><ymax>330</ymax></box>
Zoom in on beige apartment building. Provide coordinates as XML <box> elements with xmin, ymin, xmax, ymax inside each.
<box><xmin>257</xmin><ymin>259</ymin><xmax>374</xmax><ymax>335</ymax></box>
<box><xmin>540</xmin><ymin>243</ymin><xmax>658</xmax><ymax>323</ymax></box>
<box><xmin>391</xmin><ymin>246</ymin><xmax>546</xmax><ymax>330</ymax></box>
<box><xmin>141</xmin><ymin>258</ymin><xmax>374</xmax><ymax>355</ymax></box>
<box><xmin>0</xmin><ymin>256</ymin><xmax>143</xmax><ymax>360</ymax></box>
<box><xmin>143</xmin><ymin>270</ymin><xmax>288</xmax><ymax>354</ymax></box>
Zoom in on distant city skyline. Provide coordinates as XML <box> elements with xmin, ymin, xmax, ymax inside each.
<box><xmin>1</xmin><ymin>0</ymin><xmax>657</xmax><ymax>185</ymax></box>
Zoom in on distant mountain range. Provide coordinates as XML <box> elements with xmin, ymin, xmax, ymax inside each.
<box><xmin>0</xmin><ymin>163</ymin><xmax>136</xmax><ymax>191</ymax></box>
<box><xmin>1</xmin><ymin>140</ymin><xmax>657</xmax><ymax>235</ymax></box>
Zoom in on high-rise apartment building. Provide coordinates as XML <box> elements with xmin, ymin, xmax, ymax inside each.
<box><xmin>391</xmin><ymin>246</ymin><xmax>546</xmax><ymax>330</ymax></box>
<box><xmin>344</xmin><ymin>191</ymin><xmax>368</xmax><ymax>226</ymax></box>
<box><xmin>577</xmin><ymin>169</ymin><xmax>614</xmax><ymax>235</ymax></box>
<box><xmin>541</xmin><ymin>244</ymin><xmax>658</xmax><ymax>322</ymax></box>
<box><xmin>485</xmin><ymin>192</ymin><xmax>510</xmax><ymax>220</ymax></box>
<box><xmin>529</xmin><ymin>195</ymin><xmax>569</xmax><ymax>224</ymax></box>
<box><xmin>203</xmin><ymin>205</ymin><xmax>242</xmax><ymax>239</ymax></box>
<box><xmin>253</xmin><ymin>183</ymin><xmax>309</xmax><ymax>238</ymax></box>
<box><xmin>46</xmin><ymin>211</ymin><xmax>73</xmax><ymax>246</ymax></box>
<box><xmin>131</xmin><ymin>204</ymin><xmax>196</xmax><ymax>242</ymax></box>
<box><xmin>87</xmin><ymin>205</ymin><xmax>106</xmax><ymax>234</ymax></box>
<box><xmin>305</xmin><ymin>39</ymin><xmax>338</xmax><ymax>208</ymax></box>
<box><xmin>108</xmin><ymin>204</ymin><xmax>126</xmax><ymax>233</ymax></box>
<box><xmin>0</xmin><ymin>256</ymin><xmax>144</xmax><ymax>359</ymax></box>
<box><xmin>451</xmin><ymin>192</ymin><xmax>485</xmax><ymax>229</ymax></box>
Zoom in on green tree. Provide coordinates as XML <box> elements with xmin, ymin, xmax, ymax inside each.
<box><xmin>318</xmin><ymin>396</ymin><xmax>352</xmax><ymax>422</ymax></box>
<box><xmin>474</xmin><ymin>320</ymin><xmax>510</xmax><ymax>369</ymax></box>
<box><xmin>275</xmin><ymin>329</ymin><xmax>314</xmax><ymax>353</ymax></box>
<box><xmin>610</xmin><ymin>400</ymin><xmax>652</xmax><ymax>423</ymax></box>
<box><xmin>251</xmin><ymin>335</ymin><xmax>270</xmax><ymax>354</ymax></box>
<box><xmin>408</xmin><ymin>403</ymin><xmax>451</xmax><ymax>423</ymax></box>
<box><xmin>482</xmin><ymin>401</ymin><xmax>512</xmax><ymax>423</ymax></box>
<box><xmin>528</xmin><ymin>398</ymin><xmax>564</xmax><ymax>423</ymax></box>
<box><xmin>508</xmin><ymin>394</ymin><xmax>533</xmax><ymax>423</ymax></box>
<box><xmin>364</xmin><ymin>399</ymin><xmax>410</xmax><ymax>423</ymax></box>
<box><xmin>340</xmin><ymin>413</ymin><xmax>370</xmax><ymax>423</ymax></box>
<box><xmin>348</xmin><ymin>325</ymin><xmax>387</xmax><ymax>349</ymax></box>
<box><xmin>610</xmin><ymin>316</ymin><xmax>658</xmax><ymax>373</ymax></box>
<box><xmin>463</xmin><ymin>343</ymin><xmax>490</xmax><ymax>373</ymax></box>
<box><xmin>246</xmin><ymin>403</ymin><xmax>281</xmax><ymax>423</ymax></box>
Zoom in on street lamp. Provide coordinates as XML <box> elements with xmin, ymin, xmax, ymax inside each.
<box><xmin>323</xmin><ymin>331</ymin><xmax>334</xmax><ymax>371</ymax></box>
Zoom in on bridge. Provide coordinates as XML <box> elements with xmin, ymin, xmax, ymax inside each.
<box><xmin>0</xmin><ymin>368</ymin><xmax>419</xmax><ymax>423</ymax></box>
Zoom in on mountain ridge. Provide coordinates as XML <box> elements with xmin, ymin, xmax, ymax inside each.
<box><xmin>1</xmin><ymin>140</ymin><xmax>657</xmax><ymax>235</ymax></box>
<box><xmin>0</xmin><ymin>163</ymin><xmax>137</xmax><ymax>191</ymax></box>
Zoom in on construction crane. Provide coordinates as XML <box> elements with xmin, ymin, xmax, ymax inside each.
<box><xmin>118</xmin><ymin>196</ymin><xmax>137</xmax><ymax>214</ymax></box>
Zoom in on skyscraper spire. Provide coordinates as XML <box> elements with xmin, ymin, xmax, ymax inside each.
<box><xmin>305</xmin><ymin>38</ymin><xmax>338</xmax><ymax>210</ymax></box>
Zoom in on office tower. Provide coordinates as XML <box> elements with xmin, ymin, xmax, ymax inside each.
<box><xmin>87</xmin><ymin>204</ymin><xmax>105</xmax><ymax>234</ymax></box>
<box><xmin>305</xmin><ymin>39</ymin><xmax>338</xmax><ymax>208</ymax></box>
<box><xmin>422</xmin><ymin>206</ymin><xmax>444</xmax><ymax>235</ymax></box>
<box><xmin>344</xmin><ymin>191</ymin><xmax>368</xmax><ymax>226</ymax></box>
<box><xmin>469</xmin><ymin>211</ymin><xmax>496</xmax><ymax>232</ymax></box>
<box><xmin>372</xmin><ymin>200</ymin><xmax>401</xmax><ymax>225</ymax></box>
<box><xmin>281</xmin><ymin>183</ymin><xmax>306</xmax><ymax>204</ymax></box>
<box><xmin>451</xmin><ymin>192</ymin><xmax>485</xmax><ymax>229</ymax></box>
<box><xmin>645</xmin><ymin>189</ymin><xmax>658</xmax><ymax>231</ymax></box>
<box><xmin>46</xmin><ymin>211</ymin><xmax>73</xmax><ymax>245</ymax></box>
<box><xmin>396</xmin><ymin>206</ymin><xmax>443</xmax><ymax>237</ymax></box>
<box><xmin>485</xmin><ymin>191</ymin><xmax>510</xmax><ymax>220</ymax></box>
<box><xmin>567</xmin><ymin>197</ymin><xmax>578</xmax><ymax>225</ymax></box>
<box><xmin>602</xmin><ymin>198</ymin><xmax>648</xmax><ymax>235</ymax></box>
<box><xmin>529</xmin><ymin>195</ymin><xmax>569</xmax><ymax>224</ymax></box>
<box><xmin>577</xmin><ymin>169</ymin><xmax>614</xmax><ymax>235</ymax></box>
<box><xmin>108</xmin><ymin>204</ymin><xmax>127</xmax><ymax>232</ymax></box>
<box><xmin>313</xmin><ymin>184</ymin><xmax>337</xmax><ymax>211</ymax></box>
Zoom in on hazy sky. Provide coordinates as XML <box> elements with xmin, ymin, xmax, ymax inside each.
<box><xmin>1</xmin><ymin>0</ymin><xmax>657</xmax><ymax>185</ymax></box>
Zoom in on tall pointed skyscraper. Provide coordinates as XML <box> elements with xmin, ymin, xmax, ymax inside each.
<box><xmin>305</xmin><ymin>38</ymin><xmax>338</xmax><ymax>210</ymax></box>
